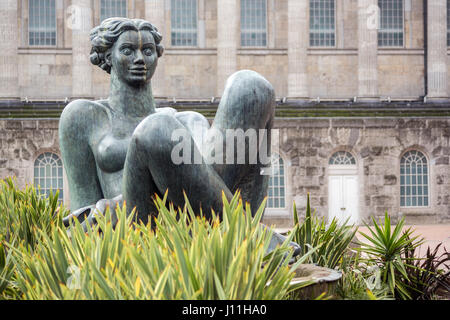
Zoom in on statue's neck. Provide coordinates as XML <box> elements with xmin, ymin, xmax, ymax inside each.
<box><xmin>108</xmin><ymin>71</ymin><xmax>156</xmax><ymax>117</ymax></box>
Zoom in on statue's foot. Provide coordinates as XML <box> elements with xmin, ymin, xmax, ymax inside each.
<box><xmin>265</xmin><ymin>227</ymin><xmax>301</xmax><ymax>263</ymax></box>
<box><xmin>62</xmin><ymin>195</ymin><xmax>123</xmax><ymax>231</ymax></box>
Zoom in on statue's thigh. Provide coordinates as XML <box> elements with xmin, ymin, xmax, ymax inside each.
<box><xmin>207</xmin><ymin>70</ymin><xmax>275</xmax><ymax>197</ymax></box>
<box><xmin>212</xmin><ymin>70</ymin><xmax>275</xmax><ymax>132</ymax></box>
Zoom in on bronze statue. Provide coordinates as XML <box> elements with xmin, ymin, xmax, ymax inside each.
<box><xmin>59</xmin><ymin>17</ymin><xmax>299</xmax><ymax>255</ymax></box>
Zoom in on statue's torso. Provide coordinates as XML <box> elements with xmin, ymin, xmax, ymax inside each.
<box><xmin>84</xmin><ymin>100</ymin><xmax>206</xmax><ymax>199</ymax></box>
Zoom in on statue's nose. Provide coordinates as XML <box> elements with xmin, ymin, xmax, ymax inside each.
<box><xmin>134</xmin><ymin>50</ymin><xmax>145</xmax><ymax>64</ymax></box>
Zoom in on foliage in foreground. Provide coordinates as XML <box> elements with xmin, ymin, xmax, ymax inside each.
<box><xmin>290</xmin><ymin>194</ymin><xmax>357</xmax><ymax>269</ymax></box>
<box><xmin>402</xmin><ymin>241</ymin><xmax>450</xmax><ymax>300</ymax></box>
<box><xmin>334</xmin><ymin>250</ymin><xmax>393</xmax><ymax>300</ymax></box>
<box><xmin>358</xmin><ymin>212</ymin><xmax>425</xmax><ymax>300</ymax></box>
<box><xmin>0</xmin><ymin>178</ymin><xmax>312</xmax><ymax>300</ymax></box>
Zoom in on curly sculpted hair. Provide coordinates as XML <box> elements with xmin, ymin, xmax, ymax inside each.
<box><xmin>89</xmin><ymin>17</ymin><xmax>164</xmax><ymax>74</ymax></box>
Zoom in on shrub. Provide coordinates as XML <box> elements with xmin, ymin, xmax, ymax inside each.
<box><xmin>1</xmin><ymin>179</ymin><xmax>312</xmax><ymax>300</ymax></box>
<box><xmin>0</xmin><ymin>177</ymin><xmax>66</xmax><ymax>299</ymax></box>
<box><xmin>334</xmin><ymin>250</ymin><xmax>393</xmax><ymax>300</ymax></box>
<box><xmin>402</xmin><ymin>241</ymin><xmax>450</xmax><ymax>300</ymax></box>
<box><xmin>358</xmin><ymin>212</ymin><xmax>424</xmax><ymax>300</ymax></box>
<box><xmin>290</xmin><ymin>194</ymin><xmax>357</xmax><ymax>269</ymax></box>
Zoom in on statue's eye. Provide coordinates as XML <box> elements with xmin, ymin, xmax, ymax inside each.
<box><xmin>143</xmin><ymin>48</ymin><xmax>153</xmax><ymax>56</ymax></box>
<box><xmin>121</xmin><ymin>48</ymin><xmax>132</xmax><ymax>56</ymax></box>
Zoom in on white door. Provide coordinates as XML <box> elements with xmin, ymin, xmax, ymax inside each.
<box><xmin>328</xmin><ymin>175</ymin><xmax>359</xmax><ymax>225</ymax></box>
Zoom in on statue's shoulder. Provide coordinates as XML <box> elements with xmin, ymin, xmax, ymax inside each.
<box><xmin>59</xmin><ymin>99</ymin><xmax>110</xmax><ymax>136</ymax></box>
<box><xmin>61</xmin><ymin>99</ymin><xmax>109</xmax><ymax>122</ymax></box>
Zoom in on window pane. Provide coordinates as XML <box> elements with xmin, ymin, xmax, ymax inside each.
<box><xmin>34</xmin><ymin>153</ymin><xmax>64</xmax><ymax>203</ymax></box>
<box><xmin>241</xmin><ymin>0</ymin><xmax>267</xmax><ymax>47</ymax></box>
<box><xmin>310</xmin><ymin>0</ymin><xmax>335</xmax><ymax>47</ymax></box>
<box><xmin>400</xmin><ymin>150</ymin><xmax>428</xmax><ymax>207</ymax></box>
<box><xmin>267</xmin><ymin>154</ymin><xmax>286</xmax><ymax>209</ymax></box>
<box><xmin>28</xmin><ymin>0</ymin><xmax>56</xmax><ymax>46</ymax></box>
<box><xmin>378</xmin><ymin>0</ymin><xmax>404</xmax><ymax>47</ymax></box>
<box><xmin>329</xmin><ymin>151</ymin><xmax>356</xmax><ymax>165</ymax></box>
<box><xmin>448</xmin><ymin>0</ymin><xmax>450</xmax><ymax>46</ymax></box>
<box><xmin>100</xmin><ymin>0</ymin><xmax>127</xmax><ymax>22</ymax></box>
<box><xmin>171</xmin><ymin>0</ymin><xmax>198</xmax><ymax>46</ymax></box>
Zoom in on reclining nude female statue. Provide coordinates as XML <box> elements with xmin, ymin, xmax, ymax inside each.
<box><xmin>59</xmin><ymin>17</ymin><xmax>299</xmax><ymax>255</ymax></box>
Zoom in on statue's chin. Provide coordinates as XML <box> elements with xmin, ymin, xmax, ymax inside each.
<box><xmin>126</xmin><ymin>76</ymin><xmax>151</xmax><ymax>88</ymax></box>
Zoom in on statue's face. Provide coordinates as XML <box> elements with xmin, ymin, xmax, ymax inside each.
<box><xmin>109</xmin><ymin>29</ymin><xmax>158</xmax><ymax>87</ymax></box>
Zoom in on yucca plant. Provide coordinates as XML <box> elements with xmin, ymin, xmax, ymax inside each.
<box><xmin>290</xmin><ymin>193</ymin><xmax>357</xmax><ymax>269</ymax></box>
<box><xmin>0</xmin><ymin>177</ymin><xmax>67</xmax><ymax>299</ymax></box>
<box><xmin>358</xmin><ymin>212</ymin><xmax>424</xmax><ymax>300</ymax></box>
<box><xmin>0</xmin><ymin>177</ymin><xmax>66</xmax><ymax>250</ymax></box>
<box><xmin>5</xmin><ymin>189</ymin><xmax>314</xmax><ymax>300</ymax></box>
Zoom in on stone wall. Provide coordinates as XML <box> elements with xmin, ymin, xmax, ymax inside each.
<box><xmin>378</xmin><ymin>54</ymin><xmax>425</xmax><ymax>99</ymax></box>
<box><xmin>264</xmin><ymin>117</ymin><xmax>450</xmax><ymax>227</ymax></box>
<box><xmin>18</xmin><ymin>52</ymin><xmax>73</xmax><ymax>99</ymax></box>
<box><xmin>0</xmin><ymin>118</ymin><xmax>64</xmax><ymax>199</ymax></box>
<box><xmin>1</xmin><ymin>116</ymin><xmax>449</xmax><ymax>226</ymax></box>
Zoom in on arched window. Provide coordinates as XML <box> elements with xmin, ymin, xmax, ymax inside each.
<box><xmin>100</xmin><ymin>0</ymin><xmax>128</xmax><ymax>22</ymax></box>
<box><xmin>329</xmin><ymin>151</ymin><xmax>356</xmax><ymax>165</ymax></box>
<box><xmin>241</xmin><ymin>0</ymin><xmax>267</xmax><ymax>47</ymax></box>
<box><xmin>378</xmin><ymin>0</ymin><xmax>404</xmax><ymax>47</ymax></box>
<box><xmin>310</xmin><ymin>0</ymin><xmax>336</xmax><ymax>47</ymax></box>
<box><xmin>400</xmin><ymin>150</ymin><xmax>429</xmax><ymax>207</ymax></box>
<box><xmin>33</xmin><ymin>152</ymin><xmax>64</xmax><ymax>202</ymax></box>
<box><xmin>171</xmin><ymin>0</ymin><xmax>198</xmax><ymax>46</ymax></box>
<box><xmin>267</xmin><ymin>154</ymin><xmax>286</xmax><ymax>209</ymax></box>
<box><xmin>29</xmin><ymin>0</ymin><xmax>56</xmax><ymax>46</ymax></box>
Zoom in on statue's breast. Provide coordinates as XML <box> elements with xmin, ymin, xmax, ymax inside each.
<box><xmin>96</xmin><ymin>134</ymin><xmax>130</xmax><ymax>173</ymax></box>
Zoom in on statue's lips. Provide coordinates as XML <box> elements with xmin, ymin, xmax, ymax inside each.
<box><xmin>129</xmin><ymin>67</ymin><xmax>146</xmax><ymax>75</ymax></box>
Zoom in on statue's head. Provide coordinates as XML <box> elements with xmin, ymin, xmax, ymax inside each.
<box><xmin>89</xmin><ymin>17</ymin><xmax>164</xmax><ymax>87</ymax></box>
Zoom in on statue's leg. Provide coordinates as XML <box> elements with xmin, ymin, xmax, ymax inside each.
<box><xmin>206</xmin><ymin>70</ymin><xmax>275</xmax><ymax>216</ymax></box>
<box><xmin>122</xmin><ymin>113</ymin><xmax>233</xmax><ymax>226</ymax></box>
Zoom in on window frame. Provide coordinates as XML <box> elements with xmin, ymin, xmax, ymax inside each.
<box><xmin>399</xmin><ymin>150</ymin><xmax>430</xmax><ymax>209</ymax></box>
<box><xmin>170</xmin><ymin>0</ymin><xmax>199</xmax><ymax>47</ymax></box>
<box><xmin>28</xmin><ymin>0</ymin><xmax>57</xmax><ymax>47</ymax></box>
<box><xmin>267</xmin><ymin>153</ymin><xmax>287</xmax><ymax>210</ymax></box>
<box><xmin>100</xmin><ymin>0</ymin><xmax>128</xmax><ymax>22</ymax></box>
<box><xmin>447</xmin><ymin>0</ymin><xmax>450</xmax><ymax>47</ymax></box>
<box><xmin>240</xmin><ymin>0</ymin><xmax>268</xmax><ymax>48</ymax></box>
<box><xmin>309</xmin><ymin>0</ymin><xmax>337</xmax><ymax>48</ymax></box>
<box><xmin>33</xmin><ymin>152</ymin><xmax>64</xmax><ymax>203</ymax></box>
<box><xmin>378</xmin><ymin>0</ymin><xmax>405</xmax><ymax>48</ymax></box>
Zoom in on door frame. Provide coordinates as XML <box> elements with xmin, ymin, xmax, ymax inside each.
<box><xmin>328</xmin><ymin>164</ymin><xmax>359</xmax><ymax>225</ymax></box>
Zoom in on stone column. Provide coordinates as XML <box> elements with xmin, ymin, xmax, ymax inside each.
<box><xmin>427</xmin><ymin>0</ymin><xmax>448</xmax><ymax>101</ymax></box>
<box><xmin>217</xmin><ymin>0</ymin><xmax>238</xmax><ymax>96</ymax></box>
<box><xmin>0</xmin><ymin>0</ymin><xmax>19</xmax><ymax>100</ymax></box>
<box><xmin>287</xmin><ymin>0</ymin><xmax>308</xmax><ymax>98</ymax></box>
<box><xmin>145</xmin><ymin>0</ymin><xmax>166</xmax><ymax>97</ymax></box>
<box><xmin>71</xmin><ymin>0</ymin><xmax>93</xmax><ymax>99</ymax></box>
<box><xmin>357</xmin><ymin>0</ymin><xmax>378</xmax><ymax>101</ymax></box>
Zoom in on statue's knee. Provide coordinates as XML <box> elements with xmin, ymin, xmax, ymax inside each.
<box><xmin>227</xmin><ymin>70</ymin><xmax>275</xmax><ymax>98</ymax></box>
<box><xmin>132</xmin><ymin>114</ymin><xmax>180</xmax><ymax>155</ymax></box>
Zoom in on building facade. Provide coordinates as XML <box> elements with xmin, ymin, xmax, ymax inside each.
<box><xmin>0</xmin><ymin>0</ymin><xmax>449</xmax><ymax>226</ymax></box>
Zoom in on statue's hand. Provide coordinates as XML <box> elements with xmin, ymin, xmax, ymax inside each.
<box><xmin>62</xmin><ymin>194</ymin><xmax>123</xmax><ymax>231</ymax></box>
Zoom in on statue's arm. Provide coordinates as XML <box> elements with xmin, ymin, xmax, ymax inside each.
<box><xmin>59</xmin><ymin>100</ymin><xmax>104</xmax><ymax>211</ymax></box>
